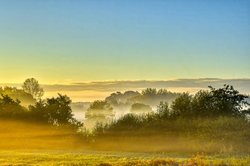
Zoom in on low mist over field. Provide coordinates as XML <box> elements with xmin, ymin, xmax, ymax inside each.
<box><xmin>0</xmin><ymin>0</ymin><xmax>249</xmax><ymax>165</ymax></box>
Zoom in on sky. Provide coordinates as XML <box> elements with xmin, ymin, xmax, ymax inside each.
<box><xmin>0</xmin><ymin>0</ymin><xmax>249</xmax><ymax>101</ymax></box>
<box><xmin>0</xmin><ymin>0</ymin><xmax>249</xmax><ymax>84</ymax></box>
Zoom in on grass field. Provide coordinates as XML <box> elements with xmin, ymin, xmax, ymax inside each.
<box><xmin>0</xmin><ymin>150</ymin><xmax>249</xmax><ymax>166</ymax></box>
<box><xmin>1</xmin><ymin>120</ymin><xmax>250</xmax><ymax>165</ymax></box>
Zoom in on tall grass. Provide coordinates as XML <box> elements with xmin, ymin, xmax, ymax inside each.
<box><xmin>90</xmin><ymin>114</ymin><xmax>250</xmax><ymax>153</ymax></box>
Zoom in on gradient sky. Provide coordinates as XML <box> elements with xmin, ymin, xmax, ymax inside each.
<box><xmin>0</xmin><ymin>0</ymin><xmax>249</xmax><ymax>84</ymax></box>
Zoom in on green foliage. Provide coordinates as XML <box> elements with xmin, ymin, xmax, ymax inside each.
<box><xmin>108</xmin><ymin>114</ymin><xmax>144</xmax><ymax>129</ymax></box>
<box><xmin>105</xmin><ymin>89</ymin><xmax>179</xmax><ymax>109</ymax></box>
<box><xmin>0</xmin><ymin>92</ymin><xmax>82</xmax><ymax>129</ymax></box>
<box><xmin>130</xmin><ymin>103</ymin><xmax>152</xmax><ymax>113</ymax></box>
<box><xmin>94</xmin><ymin>84</ymin><xmax>250</xmax><ymax>134</ymax></box>
<box><xmin>157</xmin><ymin>101</ymin><xmax>170</xmax><ymax>118</ymax></box>
<box><xmin>131</xmin><ymin>88</ymin><xmax>180</xmax><ymax>106</ymax></box>
<box><xmin>0</xmin><ymin>78</ymin><xmax>82</xmax><ymax>129</ymax></box>
<box><xmin>91</xmin><ymin>85</ymin><xmax>250</xmax><ymax>153</ymax></box>
<box><xmin>88</xmin><ymin>100</ymin><xmax>113</xmax><ymax>111</ymax></box>
<box><xmin>141</xmin><ymin>88</ymin><xmax>157</xmax><ymax>96</ymax></box>
<box><xmin>170</xmin><ymin>85</ymin><xmax>249</xmax><ymax>117</ymax></box>
<box><xmin>94</xmin><ymin>113</ymin><xmax>150</xmax><ymax>136</ymax></box>
<box><xmin>191</xmin><ymin>90</ymin><xmax>213</xmax><ymax>116</ymax></box>
<box><xmin>208</xmin><ymin>84</ymin><xmax>249</xmax><ymax>115</ymax></box>
<box><xmin>105</xmin><ymin>91</ymin><xmax>140</xmax><ymax>106</ymax></box>
<box><xmin>29</xmin><ymin>94</ymin><xmax>82</xmax><ymax>128</ymax></box>
<box><xmin>0</xmin><ymin>94</ymin><xmax>26</xmax><ymax>118</ymax></box>
<box><xmin>92</xmin><ymin>113</ymin><xmax>250</xmax><ymax>153</ymax></box>
<box><xmin>0</xmin><ymin>86</ymin><xmax>35</xmax><ymax>107</ymax></box>
<box><xmin>85</xmin><ymin>100</ymin><xmax>114</xmax><ymax>118</ymax></box>
<box><xmin>46</xmin><ymin>94</ymin><xmax>73</xmax><ymax>124</ymax></box>
<box><xmin>171</xmin><ymin>92</ymin><xmax>192</xmax><ymax>117</ymax></box>
<box><xmin>22</xmin><ymin>78</ymin><xmax>44</xmax><ymax>100</ymax></box>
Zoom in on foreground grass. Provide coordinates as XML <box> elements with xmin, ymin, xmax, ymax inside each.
<box><xmin>91</xmin><ymin>116</ymin><xmax>250</xmax><ymax>153</ymax></box>
<box><xmin>0</xmin><ymin>150</ymin><xmax>249</xmax><ymax>166</ymax></box>
<box><xmin>0</xmin><ymin>119</ymin><xmax>249</xmax><ymax>165</ymax></box>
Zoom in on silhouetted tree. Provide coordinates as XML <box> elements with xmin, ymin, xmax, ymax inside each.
<box><xmin>0</xmin><ymin>94</ymin><xmax>25</xmax><ymax>118</ymax></box>
<box><xmin>170</xmin><ymin>85</ymin><xmax>249</xmax><ymax>117</ymax></box>
<box><xmin>130</xmin><ymin>88</ymin><xmax>179</xmax><ymax>107</ymax></box>
<box><xmin>141</xmin><ymin>88</ymin><xmax>157</xmax><ymax>96</ymax></box>
<box><xmin>171</xmin><ymin>93</ymin><xmax>192</xmax><ymax>117</ymax></box>
<box><xmin>105</xmin><ymin>91</ymin><xmax>140</xmax><ymax>106</ymax></box>
<box><xmin>157</xmin><ymin>101</ymin><xmax>170</xmax><ymax>118</ymax></box>
<box><xmin>191</xmin><ymin>90</ymin><xmax>213</xmax><ymax>116</ymax></box>
<box><xmin>208</xmin><ymin>84</ymin><xmax>249</xmax><ymax>116</ymax></box>
<box><xmin>22</xmin><ymin>78</ymin><xmax>44</xmax><ymax>100</ymax></box>
<box><xmin>29</xmin><ymin>94</ymin><xmax>82</xmax><ymax>128</ymax></box>
<box><xmin>29</xmin><ymin>100</ymin><xmax>48</xmax><ymax>122</ymax></box>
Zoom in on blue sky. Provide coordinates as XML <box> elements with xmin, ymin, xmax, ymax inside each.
<box><xmin>0</xmin><ymin>0</ymin><xmax>249</xmax><ymax>83</ymax></box>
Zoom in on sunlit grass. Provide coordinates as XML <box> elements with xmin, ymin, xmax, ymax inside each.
<box><xmin>0</xmin><ymin>119</ymin><xmax>249</xmax><ymax>165</ymax></box>
<box><xmin>90</xmin><ymin>116</ymin><xmax>250</xmax><ymax>153</ymax></box>
<box><xmin>0</xmin><ymin>150</ymin><xmax>249</xmax><ymax>166</ymax></box>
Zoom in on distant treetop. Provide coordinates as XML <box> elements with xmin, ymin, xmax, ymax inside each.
<box><xmin>22</xmin><ymin>78</ymin><xmax>44</xmax><ymax>100</ymax></box>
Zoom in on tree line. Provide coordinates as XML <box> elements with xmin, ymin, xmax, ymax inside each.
<box><xmin>1</xmin><ymin>78</ymin><xmax>249</xmax><ymax>133</ymax></box>
<box><xmin>93</xmin><ymin>84</ymin><xmax>250</xmax><ymax>135</ymax></box>
<box><xmin>0</xmin><ymin>78</ymin><xmax>82</xmax><ymax>130</ymax></box>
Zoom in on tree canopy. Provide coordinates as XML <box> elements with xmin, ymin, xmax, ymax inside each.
<box><xmin>85</xmin><ymin>100</ymin><xmax>114</xmax><ymax>118</ymax></box>
<box><xmin>0</xmin><ymin>86</ymin><xmax>35</xmax><ymax>107</ymax></box>
<box><xmin>130</xmin><ymin>103</ymin><xmax>152</xmax><ymax>113</ymax></box>
<box><xmin>29</xmin><ymin>94</ymin><xmax>82</xmax><ymax>128</ymax></box>
<box><xmin>168</xmin><ymin>85</ymin><xmax>250</xmax><ymax>117</ymax></box>
<box><xmin>22</xmin><ymin>78</ymin><xmax>44</xmax><ymax>100</ymax></box>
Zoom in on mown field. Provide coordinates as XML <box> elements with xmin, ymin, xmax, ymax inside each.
<box><xmin>0</xmin><ymin>150</ymin><xmax>249</xmax><ymax>166</ymax></box>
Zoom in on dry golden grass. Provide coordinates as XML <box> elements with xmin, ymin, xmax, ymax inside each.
<box><xmin>0</xmin><ymin>151</ymin><xmax>249</xmax><ymax>166</ymax></box>
<box><xmin>0</xmin><ymin>120</ymin><xmax>249</xmax><ymax>165</ymax></box>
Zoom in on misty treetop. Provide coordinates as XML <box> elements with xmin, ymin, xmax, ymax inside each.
<box><xmin>1</xmin><ymin>78</ymin><xmax>250</xmax><ymax>134</ymax></box>
<box><xmin>105</xmin><ymin>91</ymin><xmax>140</xmax><ymax>106</ymax></box>
<box><xmin>23</xmin><ymin>78</ymin><xmax>44</xmax><ymax>100</ymax></box>
<box><xmin>85</xmin><ymin>100</ymin><xmax>114</xmax><ymax>119</ymax></box>
<box><xmin>0</xmin><ymin>78</ymin><xmax>82</xmax><ymax>130</ymax></box>
<box><xmin>0</xmin><ymin>78</ymin><xmax>44</xmax><ymax>107</ymax></box>
<box><xmin>92</xmin><ymin>85</ymin><xmax>250</xmax><ymax>153</ymax></box>
<box><xmin>0</xmin><ymin>86</ymin><xmax>36</xmax><ymax>107</ymax></box>
<box><xmin>105</xmin><ymin>88</ymin><xmax>180</xmax><ymax>109</ymax></box>
<box><xmin>84</xmin><ymin>88</ymin><xmax>179</xmax><ymax>128</ymax></box>
<box><xmin>132</xmin><ymin>88</ymin><xmax>180</xmax><ymax>106</ymax></box>
<box><xmin>130</xmin><ymin>103</ymin><xmax>152</xmax><ymax>114</ymax></box>
<box><xmin>170</xmin><ymin>84</ymin><xmax>250</xmax><ymax>118</ymax></box>
<box><xmin>0</xmin><ymin>94</ymin><xmax>25</xmax><ymax>118</ymax></box>
<box><xmin>93</xmin><ymin>84</ymin><xmax>250</xmax><ymax>134</ymax></box>
<box><xmin>0</xmin><ymin>93</ymin><xmax>81</xmax><ymax>129</ymax></box>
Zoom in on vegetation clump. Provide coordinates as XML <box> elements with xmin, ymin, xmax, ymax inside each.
<box><xmin>91</xmin><ymin>85</ymin><xmax>250</xmax><ymax>153</ymax></box>
<box><xmin>1</xmin><ymin>80</ymin><xmax>250</xmax><ymax>154</ymax></box>
<box><xmin>0</xmin><ymin>78</ymin><xmax>82</xmax><ymax>130</ymax></box>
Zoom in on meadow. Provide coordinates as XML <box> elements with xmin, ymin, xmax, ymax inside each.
<box><xmin>1</xmin><ymin>0</ymin><xmax>249</xmax><ymax>164</ymax></box>
<box><xmin>0</xmin><ymin>119</ymin><xmax>249</xmax><ymax>166</ymax></box>
<box><xmin>0</xmin><ymin>150</ymin><xmax>249</xmax><ymax>166</ymax></box>
<box><xmin>0</xmin><ymin>84</ymin><xmax>250</xmax><ymax>165</ymax></box>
